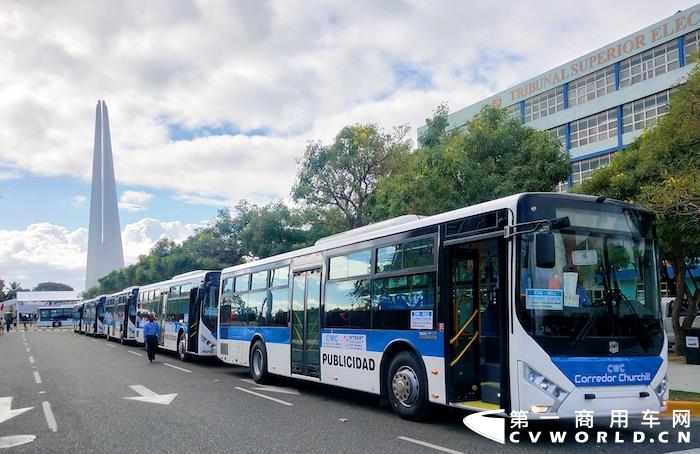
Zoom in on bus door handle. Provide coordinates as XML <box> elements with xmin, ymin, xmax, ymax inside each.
<box><xmin>449</xmin><ymin>310</ymin><xmax>479</xmax><ymax>345</ymax></box>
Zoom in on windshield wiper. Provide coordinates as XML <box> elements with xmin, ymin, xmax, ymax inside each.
<box><xmin>610</xmin><ymin>264</ymin><xmax>653</xmax><ymax>352</ymax></box>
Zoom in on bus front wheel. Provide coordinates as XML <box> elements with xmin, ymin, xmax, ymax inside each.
<box><xmin>386</xmin><ymin>351</ymin><xmax>429</xmax><ymax>421</ymax></box>
<box><xmin>250</xmin><ymin>341</ymin><xmax>269</xmax><ymax>384</ymax></box>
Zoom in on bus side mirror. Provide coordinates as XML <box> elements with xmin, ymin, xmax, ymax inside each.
<box><xmin>536</xmin><ymin>233</ymin><xmax>556</xmax><ymax>268</ymax></box>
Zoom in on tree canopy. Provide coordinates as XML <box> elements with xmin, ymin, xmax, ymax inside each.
<box><xmin>292</xmin><ymin>123</ymin><xmax>412</xmax><ymax>229</ymax></box>
<box><xmin>33</xmin><ymin>282</ymin><xmax>74</xmax><ymax>292</ymax></box>
<box><xmin>375</xmin><ymin>105</ymin><xmax>571</xmax><ymax>217</ymax></box>
<box><xmin>577</xmin><ymin>64</ymin><xmax>700</xmax><ymax>352</ymax></box>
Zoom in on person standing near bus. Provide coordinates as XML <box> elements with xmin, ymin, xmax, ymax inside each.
<box><xmin>143</xmin><ymin>314</ymin><xmax>160</xmax><ymax>362</ymax></box>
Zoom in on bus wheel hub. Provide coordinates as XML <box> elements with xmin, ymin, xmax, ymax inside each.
<box><xmin>392</xmin><ymin>366</ymin><xmax>419</xmax><ymax>406</ymax></box>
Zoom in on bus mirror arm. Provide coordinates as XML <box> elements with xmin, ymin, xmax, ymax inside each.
<box><xmin>504</xmin><ymin>216</ymin><xmax>570</xmax><ymax>239</ymax></box>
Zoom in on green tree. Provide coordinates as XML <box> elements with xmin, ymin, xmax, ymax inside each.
<box><xmin>292</xmin><ymin>123</ymin><xmax>412</xmax><ymax>229</ymax></box>
<box><xmin>33</xmin><ymin>282</ymin><xmax>74</xmax><ymax>291</ymax></box>
<box><xmin>0</xmin><ymin>278</ymin><xmax>5</xmax><ymax>302</ymax></box>
<box><xmin>375</xmin><ymin>105</ymin><xmax>571</xmax><ymax>217</ymax></box>
<box><xmin>5</xmin><ymin>281</ymin><xmax>26</xmax><ymax>300</ymax></box>
<box><xmin>578</xmin><ymin>64</ymin><xmax>700</xmax><ymax>353</ymax></box>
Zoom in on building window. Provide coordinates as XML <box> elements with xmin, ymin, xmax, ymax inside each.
<box><xmin>621</xmin><ymin>90</ymin><xmax>672</xmax><ymax>133</ymax></box>
<box><xmin>569</xmin><ymin>108</ymin><xmax>617</xmax><ymax>149</ymax></box>
<box><xmin>685</xmin><ymin>30</ymin><xmax>700</xmax><ymax>64</ymax></box>
<box><xmin>548</xmin><ymin>125</ymin><xmax>566</xmax><ymax>150</ymax></box>
<box><xmin>524</xmin><ymin>87</ymin><xmax>564</xmax><ymax>122</ymax></box>
<box><xmin>619</xmin><ymin>40</ymin><xmax>679</xmax><ymax>88</ymax></box>
<box><xmin>571</xmin><ymin>153</ymin><xmax>613</xmax><ymax>186</ymax></box>
<box><xmin>568</xmin><ymin>65</ymin><xmax>616</xmax><ymax>106</ymax></box>
<box><xmin>506</xmin><ymin>104</ymin><xmax>520</xmax><ymax>119</ymax></box>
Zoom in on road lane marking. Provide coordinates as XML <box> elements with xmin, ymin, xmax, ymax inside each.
<box><xmin>38</xmin><ymin>391</ymin><xmax>45</xmax><ymax>394</ymax></box>
<box><xmin>127</xmin><ymin>350</ymin><xmax>143</xmax><ymax>357</ymax></box>
<box><xmin>28</xmin><ymin>356</ymin><xmax>34</xmax><ymax>364</ymax></box>
<box><xmin>105</xmin><ymin>343</ymin><xmax>116</xmax><ymax>348</ymax></box>
<box><xmin>25</xmin><ymin>348</ymin><xmax>30</xmax><ymax>353</ymax></box>
<box><xmin>398</xmin><ymin>437</ymin><xmax>466</xmax><ymax>454</ymax></box>
<box><xmin>90</xmin><ymin>339</ymin><xmax>97</xmax><ymax>342</ymax></box>
<box><xmin>234</xmin><ymin>387</ymin><xmax>293</xmax><ymax>406</ymax></box>
<box><xmin>33</xmin><ymin>372</ymin><xmax>42</xmax><ymax>384</ymax></box>
<box><xmin>0</xmin><ymin>435</ymin><xmax>36</xmax><ymax>448</ymax></box>
<box><xmin>41</xmin><ymin>401</ymin><xmax>57</xmax><ymax>432</ymax></box>
<box><xmin>163</xmin><ymin>363</ymin><xmax>192</xmax><ymax>373</ymax></box>
<box><xmin>240</xmin><ymin>378</ymin><xmax>301</xmax><ymax>395</ymax></box>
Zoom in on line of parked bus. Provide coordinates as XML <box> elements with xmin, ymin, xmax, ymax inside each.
<box><xmin>71</xmin><ymin>193</ymin><xmax>670</xmax><ymax>421</ymax></box>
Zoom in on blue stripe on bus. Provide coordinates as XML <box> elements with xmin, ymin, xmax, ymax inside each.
<box><xmin>219</xmin><ymin>326</ymin><xmax>291</xmax><ymax>343</ymax></box>
<box><xmin>322</xmin><ymin>329</ymin><xmax>444</xmax><ymax>357</ymax></box>
<box><xmin>219</xmin><ymin>326</ymin><xmax>444</xmax><ymax>358</ymax></box>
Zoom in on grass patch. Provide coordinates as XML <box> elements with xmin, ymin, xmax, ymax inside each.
<box><xmin>670</xmin><ymin>390</ymin><xmax>700</xmax><ymax>402</ymax></box>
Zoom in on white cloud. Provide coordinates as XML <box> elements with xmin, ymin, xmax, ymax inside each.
<box><xmin>118</xmin><ymin>190</ymin><xmax>154</xmax><ymax>212</ymax></box>
<box><xmin>71</xmin><ymin>195</ymin><xmax>87</xmax><ymax>206</ymax></box>
<box><xmin>0</xmin><ymin>0</ymin><xmax>694</xmax><ymax>206</ymax></box>
<box><xmin>174</xmin><ymin>193</ymin><xmax>230</xmax><ymax>207</ymax></box>
<box><xmin>0</xmin><ymin>218</ymin><xmax>199</xmax><ymax>291</ymax></box>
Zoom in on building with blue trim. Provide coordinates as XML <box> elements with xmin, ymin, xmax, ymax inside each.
<box><xmin>418</xmin><ymin>4</ymin><xmax>700</xmax><ymax>190</ymax></box>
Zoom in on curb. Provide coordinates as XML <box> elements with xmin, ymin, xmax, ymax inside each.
<box><xmin>662</xmin><ymin>400</ymin><xmax>700</xmax><ymax>417</ymax></box>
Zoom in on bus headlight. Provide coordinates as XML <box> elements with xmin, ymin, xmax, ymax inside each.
<box><xmin>523</xmin><ymin>364</ymin><xmax>568</xmax><ymax>405</ymax></box>
<box><xmin>655</xmin><ymin>375</ymin><xmax>668</xmax><ymax>396</ymax></box>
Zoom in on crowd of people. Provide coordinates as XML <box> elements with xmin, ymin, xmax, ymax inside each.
<box><xmin>0</xmin><ymin>313</ymin><xmax>38</xmax><ymax>334</ymax></box>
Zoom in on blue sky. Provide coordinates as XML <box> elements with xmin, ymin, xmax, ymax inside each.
<box><xmin>0</xmin><ymin>0</ymin><xmax>697</xmax><ymax>291</ymax></box>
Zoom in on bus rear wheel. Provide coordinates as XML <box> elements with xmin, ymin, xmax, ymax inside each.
<box><xmin>177</xmin><ymin>333</ymin><xmax>189</xmax><ymax>362</ymax></box>
<box><xmin>386</xmin><ymin>351</ymin><xmax>429</xmax><ymax>421</ymax></box>
<box><xmin>250</xmin><ymin>341</ymin><xmax>269</xmax><ymax>384</ymax></box>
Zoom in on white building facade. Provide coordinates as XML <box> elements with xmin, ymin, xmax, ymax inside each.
<box><xmin>421</xmin><ymin>4</ymin><xmax>700</xmax><ymax>190</ymax></box>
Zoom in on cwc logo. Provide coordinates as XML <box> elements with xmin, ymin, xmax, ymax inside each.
<box><xmin>463</xmin><ymin>409</ymin><xmax>506</xmax><ymax>444</ymax></box>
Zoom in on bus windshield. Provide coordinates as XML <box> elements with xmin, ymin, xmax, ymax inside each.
<box><xmin>517</xmin><ymin>197</ymin><xmax>664</xmax><ymax>357</ymax></box>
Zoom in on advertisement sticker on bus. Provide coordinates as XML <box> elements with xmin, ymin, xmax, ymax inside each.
<box><xmin>322</xmin><ymin>333</ymin><xmax>366</xmax><ymax>351</ymax></box>
<box><xmin>525</xmin><ymin>289</ymin><xmax>563</xmax><ymax>310</ymax></box>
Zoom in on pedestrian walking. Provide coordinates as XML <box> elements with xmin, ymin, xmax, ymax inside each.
<box><xmin>143</xmin><ymin>314</ymin><xmax>160</xmax><ymax>362</ymax></box>
<box><xmin>0</xmin><ymin>317</ymin><xmax>5</xmax><ymax>335</ymax></box>
<box><xmin>4</xmin><ymin>314</ymin><xmax>11</xmax><ymax>333</ymax></box>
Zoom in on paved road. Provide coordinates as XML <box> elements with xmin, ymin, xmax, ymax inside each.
<box><xmin>1</xmin><ymin>330</ymin><xmax>699</xmax><ymax>453</ymax></box>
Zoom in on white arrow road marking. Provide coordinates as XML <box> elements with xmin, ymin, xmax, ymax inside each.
<box><xmin>41</xmin><ymin>401</ymin><xmax>57</xmax><ymax>432</ymax></box>
<box><xmin>0</xmin><ymin>398</ymin><xmax>33</xmax><ymax>424</ymax></box>
<box><xmin>234</xmin><ymin>387</ymin><xmax>293</xmax><ymax>406</ymax></box>
<box><xmin>240</xmin><ymin>378</ymin><xmax>300</xmax><ymax>395</ymax></box>
<box><xmin>0</xmin><ymin>435</ymin><xmax>36</xmax><ymax>448</ymax></box>
<box><xmin>124</xmin><ymin>385</ymin><xmax>177</xmax><ymax>405</ymax></box>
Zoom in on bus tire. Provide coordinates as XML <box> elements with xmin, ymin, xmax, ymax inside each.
<box><xmin>386</xmin><ymin>351</ymin><xmax>429</xmax><ymax>421</ymax></box>
<box><xmin>250</xmin><ymin>340</ymin><xmax>269</xmax><ymax>384</ymax></box>
<box><xmin>177</xmin><ymin>332</ymin><xmax>189</xmax><ymax>362</ymax></box>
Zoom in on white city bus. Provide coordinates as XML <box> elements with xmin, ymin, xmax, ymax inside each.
<box><xmin>105</xmin><ymin>287</ymin><xmax>139</xmax><ymax>344</ymax></box>
<box><xmin>83</xmin><ymin>296</ymin><xmax>107</xmax><ymax>337</ymax></box>
<box><xmin>217</xmin><ymin>193</ymin><xmax>667</xmax><ymax>420</ymax></box>
<box><xmin>135</xmin><ymin>270</ymin><xmax>221</xmax><ymax>361</ymax></box>
<box><xmin>37</xmin><ymin>304</ymin><xmax>74</xmax><ymax>328</ymax></box>
<box><xmin>72</xmin><ymin>302</ymin><xmax>84</xmax><ymax>332</ymax></box>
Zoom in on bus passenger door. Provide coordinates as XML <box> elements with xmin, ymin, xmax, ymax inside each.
<box><xmin>188</xmin><ymin>288</ymin><xmax>200</xmax><ymax>354</ymax></box>
<box><xmin>447</xmin><ymin>247</ymin><xmax>481</xmax><ymax>402</ymax></box>
<box><xmin>158</xmin><ymin>292</ymin><xmax>166</xmax><ymax>347</ymax></box>
<box><xmin>291</xmin><ymin>269</ymin><xmax>321</xmax><ymax>377</ymax></box>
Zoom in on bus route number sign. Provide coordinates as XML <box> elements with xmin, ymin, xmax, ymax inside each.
<box><xmin>526</xmin><ymin>289</ymin><xmax>564</xmax><ymax>311</ymax></box>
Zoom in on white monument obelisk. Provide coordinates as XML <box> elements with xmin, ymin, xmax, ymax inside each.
<box><xmin>85</xmin><ymin>100</ymin><xmax>125</xmax><ymax>289</ymax></box>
